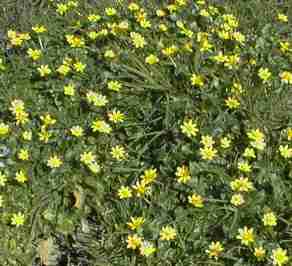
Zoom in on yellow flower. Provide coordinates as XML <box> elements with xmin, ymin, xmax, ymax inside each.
<box><xmin>27</xmin><ymin>48</ymin><xmax>42</xmax><ymax>61</ymax></box>
<box><xmin>86</xmin><ymin>91</ymin><xmax>108</xmax><ymax>107</ymax></box>
<box><xmin>56</xmin><ymin>3</ymin><xmax>69</xmax><ymax>15</ymax></box>
<box><xmin>128</xmin><ymin>3</ymin><xmax>140</xmax><ymax>11</ymax></box>
<box><xmin>111</xmin><ymin>145</ymin><xmax>127</xmax><ymax>161</ymax></box>
<box><xmin>38</xmin><ymin>65</ymin><xmax>51</xmax><ymax>77</ymax></box>
<box><xmin>107</xmin><ymin>80</ymin><xmax>122</xmax><ymax>92</ymax></box>
<box><xmin>230</xmin><ymin>177</ymin><xmax>254</xmax><ymax>192</ymax></box>
<box><xmin>70</xmin><ymin>126</ymin><xmax>83</xmax><ymax>137</ymax></box>
<box><xmin>160</xmin><ymin>226</ymin><xmax>176</xmax><ymax>241</ymax></box>
<box><xmin>126</xmin><ymin>234</ymin><xmax>142</xmax><ymax>250</ymax></box>
<box><xmin>141</xmin><ymin>168</ymin><xmax>157</xmax><ymax>185</ymax></box>
<box><xmin>280</xmin><ymin>41</ymin><xmax>290</xmax><ymax>54</ymax></box>
<box><xmin>272</xmin><ymin>248</ymin><xmax>289</xmax><ymax>266</ymax></box>
<box><xmin>200</xmin><ymin>135</ymin><xmax>215</xmax><ymax>147</ymax></box>
<box><xmin>66</xmin><ymin>34</ymin><xmax>85</xmax><ymax>48</ymax></box>
<box><xmin>118</xmin><ymin>186</ymin><xmax>132</xmax><ymax>199</ymax></box>
<box><xmin>287</xmin><ymin>128</ymin><xmax>292</xmax><ymax>140</ymax></box>
<box><xmin>22</xmin><ymin>130</ymin><xmax>32</xmax><ymax>141</ymax></box>
<box><xmin>175</xmin><ymin>165</ymin><xmax>191</xmax><ymax>184</ymax></box>
<box><xmin>41</xmin><ymin>114</ymin><xmax>56</xmax><ymax>128</ymax></box>
<box><xmin>80</xmin><ymin>151</ymin><xmax>96</xmax><ymax>165</ymax></box>
<box><xmin>254</xmin><ymin>246</ymin><xmax>266</xmax><ymax>261</ymax></box>
<box><xmin>47</xmin><ymin>155</ymin><xmax>63</xmax><ymax>168</ymax></box>
<box><xmin>105</xmin><ymin>7</ymin><xmax>117</xmax><ymax>16</ymax></box>
<box><xmin>64</xmin><ymin>83</ymin><xmax>75</xmax><ymax>96</ymax></box>
<box><xmin>139</xmin><ymin>241</ymin><xmax>156</xmax><ymax>257</ymax></box>
<box><xmin>238</xmin><ymin>161</ymin><xmax>252</xmax><ymax>173</ymax></box>
<box><xmin>156</xmin><ymin>9</ymin><xmax>166</xmax><ymax>17</ymax></box>
<box><xmin>236</xmin><ymin>226</ymin><xmax>255</xmax><ymax>246</ymax></box>
<box><xmin>188</xmin><ymin>193</ymin><xmax>204</xmax><ymax>208</ymax></box>
<box><xmin>145</xmin><ymin>54</ymin><xmax>159</xmax><ymax>65</ymax></box>
<box><xmin>190</xmin><ymin>74</ymin><xmax>204</xmax><ymax>87</ymax></box>
<box><xmin>87</xmin><ymin>162</ymin><xmax>100</xmax><ymax>174</ymax></box>
<box><xmin>127</xmin><ymin>217</ymin><xmax>145</xmax><ymax>230</ymax></box>
<box><xmin>206</xmin><ymin>241</ymin><xmax>224</xmax><ymax>259</ymax></box>
<box><xmin>225</xmin><ymin>96</ymin><xmax>240</xmax><ymax>109</ymax></box>
<box><xmin>279</xmin><ymin>145</ymin><xmax>292</xmax><ymax>159</ymax></box>
<box><xmin>15</xmin><ymin>170</ymin><xmax>28</xmax><ymax>183</ymax></box>
<box><xmin>220</xmin><ymin>137</ymin><xmax>231</xmax><ymax>149</ymax></box>
<box><xmin>262</xmin><ymin>212</ymin><xmax>277</xmax><ymax>227</ymax></box>
<box><xmin>38</xmin><ymin>128</ymin><xmax>52</xmax><ymax>143</ymax></box>
<box><xmin>108</xmin><ymin>110</ymin><xmax>125</xmax><ymax>123</ymax></box>
<box><xmin>200</xmin><ymin>146</ymin><xmax>217</xmax><ymax>160</ymax></box>
<box><xmin>277</xmin><ymin>13</ymin><xmax>288</xmax><ymax>23</ymax></box>
<box><xmin>73</xmin><ymin>61</ymin><xmax>86</xmax><ymax>73</ymax></box>
<box><xmin>180</xmin><ymin>119</ymin><xmax>199</xmax><ymax>138</ymax></box>
<box><xmin>87</xmin><ymin>14</ymin><xmax>101</xmax><ymax>22</ymax></box>
<box><xmin>0</xmin><ymin>172</ymin><xmax>7</xmax><ymax>186</ymax></box>
<box><xmin>243</xmin><ymin>147</ymin><xmax>256</xmax><ymax>159</ymax></box>
<box><xmin>104</xmin><ymin>50</ymin><xmax>116</xmax><ymax>59</ymax></box>
<box><xmin>32</xmin><ymin>25</ymin><xmax>47</xmax><ymax>33</ymax></box>
<box><xmin>258</xmin><ymin>67</ymin><xmax>272</xmax><ymax>83</ymax></box>
<box><xmin>130</xmin><ymin>32</ymin><xmax>147</xmax><ymax>48</ymax></box>
<box><xmin>0</xmin><ymin>122</ymin><xmax>9</xmax><ymax>136</ymax></box>
<box><xmin>91</xmin><ymin>119</ymin><xmax>112</xmax><ymax>134</ymax></box>
<box><xmin>57</xmin><ymin>64</ymin><xmax>71</xmax><ymax>75</ymax></box>
<box><xmin>231</xmin><ymin>193</ymin><xmax>245</xmax><ymax>206</ymax></box>
<box><xmin>18</xmin><ymin>149</ymin><xmax>29</xmax><ymax>161</ymax></box>
<box><xmin>132</xmin><ymin>181</ymin><xmax>151</xmax><ymax>197</ymax></box>
<box><xmin>11</xmin><ymin>212</ymin><xmax>25</xmax><ymax>227</ymax></box>
<box><xmin>280</xmin><ymin>71</ymin><xmax>292</xmax><ymax>84</ymax></box>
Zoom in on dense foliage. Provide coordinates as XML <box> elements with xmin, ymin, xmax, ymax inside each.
<box><xmin>1</xmin><ymin>0</ymin><xmax>292</xmax><ymax>265</ymax></box>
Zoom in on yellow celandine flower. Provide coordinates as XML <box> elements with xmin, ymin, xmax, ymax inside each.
<box><xmin>236</xmin><ymin>226</ymin><xmax>255</xmax><ymax>246</ymax></box>
<box><xmin>247</xmin><ymin>128</ymin><xmax>265</xmax><ymax>150</ymax></box>
<box><xmin>200</xmin><ymin>9</ymin><xmax>210</xmax><ymax>17</ymax></box>
<box><xmin>254</xmin><ymin>246</ymin><xmax>266</xmax><ymax>261</ymax></box>
<box><xmin>277</xmin><ymin>13</ymin><xmax>288</xmax><ymax>23</ymax></box>
<box><xmin>243</xmin><ymin>147</ymin><xmax>256</xmax><ymax>159</ymax></box>
<box><xmin>160</xmin><ymin>226</ymin><xmax>177</xmax><ymax>241</ymax></box>
<box><xmin>238</xmin><ymin>161</ymin><xmax>252</xmax><ymax>173</ymax></box>
<box><xmin>141</xmin><ymin>168</ymin><xmax>157</xmax><ymax>185</ymax></box>
<box><xmin>280</xmin><ymin>41</ymin><xmax>290</xmax><ymax>54</ymax></box>
<box><xmin>280</xmin><ymin>71</ymin><xmax>292</xmax><ymax>84</ymax></box>
<box><xmin>118</xmin><ymin>186</ymin><xmax>132</xmax><ymax>199</ymax></box>
<box><xmin>0</xmin><ymin>172</ymin><xmax>7</xmax><ymax>186</ymax></box>
<box><xmin>225</xmin><ymin>96</ymin><xmax>240</xmax><ymax>109</ymax></box>
<box><xmin>38</xmin><ymin>65</ymin><xmax>51</xmax><ymax>77</ymax></box>
<box><xmin>47</xmin><ymin>155</ymin><xmax>63</xmax><ymax>168</ymax></box>
<box><xmin>10</xmin><ymin>99</ymin><xmax>25</xmax><ymax>114</ymax></box>
<box><xmin>70</xmin><ymin>126</ymin><xmax>83</xmax><ymax>137</ymax></box>
<box><xmin>127</xmin><ymin>216</ymin><xmax>145</xmax><ymax>230</ymax></box>
<box><xmin>87</xmin><ymin>161</ymin><xmax>100</xmax><ymax>174</ymax></box>
<box><xmin>22</xmin><ymin>130</ymin><xmax>32</xmax><ymax>141</ymax></box>
<box><xmin>0</xmin><ymin>122</ymin><xmax>9</xmax><ymax>136</ymax></box>
<box><xmin>200</xmin><ymin>146</ymin><xmax>218</xmax><ymax>160</ymax></box>
<box><xmin>15</xmin><ymin>111</ymin><xmax>29</xmax><ymax>125</ymax></box>
<box><xmin>73</xmin><ymin>61</ymin><xmax>86</xmax><ymax>73</ymax></box>
<box><xmin>206</xmin><ymin>241</ymin><xmax>224</xmax><ymax>259</ymax></box>
<box><xmin>40</xmin><ymin>114</ymin><xmax>56</xmax><ymax>128</ymax></box>
<box><xmin>156</xmin><ymin>9</ymin><xmax>166</xmax><ymax>17</ymax></box>
<box><xmin>64</xmin><ymin>83</ymin><xmax>75</xmax><ymax>96</ymax></box>
<box><xmin>56</xmin><ymin>3</ymin><xmax>69</xmax><ymax>15</ymax></box>
<box><xmin>190</xmin><ymin>73</ymin><xmax>204</xmax><ymax>87</ymax></box>
<box><xmin>162</xmin><ymin>45</ymin><xmax>178</xmax><ymax>56</ymax></box>
<box><xmin>139</xmin><ymin>241</ymin><xmax>156</xmax><ymax>257</ymax></box>
<box><xmin>57</xmin><ymin>64</ymin><xmax>71</xmax><ymax>76</ymax></box>
<box><xmin>87</xmin><ymin>31</ymin><xmax>98</xmax><ymax>40</ymax></box>
<box><xmin>66</xmin><ymin>34</ymin><xmax>85</xmax><ymax>48</ymax></box>
<box><xmin>104</xmin><ymin>50</ymin><xmax>116</xmax><ymax>59</ymax></box>
<box><xmin>108</xmin><ymin>80</ymin><xmax>122</xmax><ymax>92</ymax></box>
<box><xmin>38</xmin><ymin>128</ymin><xmax>52</xmax><ymax>143</ymax></box>
<box><xmin>231</xmin><ymin>193</ymin><xmax>245</xmax><ymax>206</ymax></box>
<box><xmin>111</xmin><ymin>145</ymin><xmax>127</xmax><ymax>161</ymax></box>
<box><xmin>233</xmin><ymin>31</ymin><xmax>245</xmax><ymax>44</ymax></box>
<box><xmin>145</xmin><ymin>54</ymin><xmax>159</xmax><ymax>65</ymax></box>
<box><xmin>32</xmin><ymin>25</ymin><xmax>47</xmax><ymax>33</ymax></box>
<box><xmin>87</xmin><ymin>91</ymin><xmax>108</xmax><ymax>107</ymax></box>
<box><xmin>200</xmin><ymin>135</ymin><xmax>215</xmax><ymax>147</ymax></box>
<box><xmin>175</xmin><ymin>165</ymin><xmax>191</xmax><ymax>184</ymax></box>
<box><xmin>287</xmin><ymin>128</ymin><xmax>292</xmax><ymax>140</ymax></box>
<box><xmin>126</xmin><ymin>234</ymin><xmax>143</xmax><ymax>250</ymax></box>
<box><xmin>130</xmin><ymin>32</ymin><xmax>147</xmax><ymax>48</ymax></box>
<box><xmin>11</xmin><ymin>212</ymin><xmax>25</xmax><ymax>227</ymax></box>
<box><xmin>272</xmin><ymin>248</ymin><xmax>289</xmax><ymax>266</ymax></box>
<box><xmin>15</xmin><ymin>170</ymin><xmax>28</xmax><ymax>183</ymax></box>
<box><xmin>87</xmin><ymin>14</ymin><xmax>101</xmax><ymax>22</ymax></box>
<box><xmin>258</xmin><ymin>67</ymin><xmax>272</xmax><ymax>83</ymax></box>
<box><xmin>18</xmin><ymin>149</ymin><xmax>29</xmax><ymax>161</ymax></box>
<box><xmin>188</xmin><ymin>193</ymin><xmax>204</xmax><ymax>208</ymax></box>
<box><xmin>180</xmin><ymin>119</ymin><xmax>199</xmax><ymax>138</ymax></box>
<box><xmin>91</xmin><ymin>119</ymin><xmax>112</xmax><ymax>134</ymax></box>
<box><xmin>230</xmin><ymin>177</ymin><xmax>254</xmax><ymax>192</ymax></box>
<box><xmin>132</xmin><ymin>180</ymin><xmax>151</xmax><ymax>197</ymax></box>
<box><xmin>105</xmin><ymin>7</ymin><xmax>117</xmax><ymax>16</ymax></box>
<box><xmin>279</xmin><ymin>145</ymin><xmax>292</xmax><ymax>158</ymax></box>
<box><xmin>262</xmin><ymin>212</ymin><xmax>277</xmax><ymax>227</ymax></box>
<box><xmin>80</xmin><ymin>151</ymin><xmax>96</xmax><ymax>165</ymax></box>
<box><xmin>128</xmin><ymin>3</ymin><xmax>140</xmax><ymax>11</ymax></box>
<box><xmin>108</xmin><ymin>110</ymin><xmax>125</xmax><ymax>123</ymax></box>
<box><xmin>27</xmin><ymin>48</ymin><xmax>42</xmax><ymax>61</ymax></box>
<box><xmin>220</xmin><ymin>137</ymin><xmax>231</xmax><ymax>149</ymax></box>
